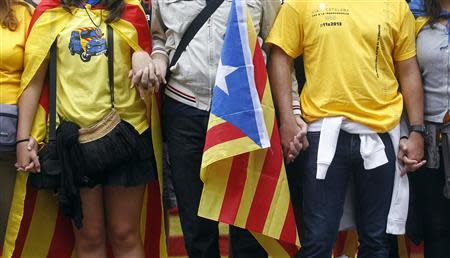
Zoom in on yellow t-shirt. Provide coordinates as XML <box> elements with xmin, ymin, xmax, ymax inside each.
<box><xmin>56</xmin><ymin>7</ymin><xmax>148</xmax><ymax>133</ymax></box>
<box><xmin>266</xmin><ymin>0</ymin><xmax>416</xmax><ymax>132</ymax></box>
<box><xmin>0</xmin><ymin>4</ymin><xmax>32</xmax><ymax>105</ymax></box>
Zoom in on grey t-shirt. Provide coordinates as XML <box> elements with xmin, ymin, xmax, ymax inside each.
<box><xmin>417</xmin><ymin>23</ymin><xmax>450</xmax><ymax>123</ymax></box>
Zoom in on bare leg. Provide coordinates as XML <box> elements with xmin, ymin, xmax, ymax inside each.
<box><xmin>73</xmin><ymin>186</ymin><xmax>107</xmax><ymax>258</ymax></box>
<box><xmin>104</xmin><ymin>185</ymin><xmax>146</xmax><ymax>258</ymax></box>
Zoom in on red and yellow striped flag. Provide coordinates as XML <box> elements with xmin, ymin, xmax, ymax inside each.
<box><xmin>2</xmin><ymin>1</ymin><xmax>166</xmax><ymax>257</ymax></box>
<box><xmin>197</xmin><ymin>0</ymin><xmax>300</xmax><ymax>256</ymax></box>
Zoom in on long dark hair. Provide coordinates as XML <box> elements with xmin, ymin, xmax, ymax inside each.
<box><xmin>0</xmin><ymin>0</ymin><xmax>32</xmax><ymax>31</ymax></box>
<box><xmin>61</xmin><ymin>0</ymin><xmax>124</xmax><ymax>23</ymax></box>
<box><xmin>425</xmin><ymin>0</ymin><xmax>442</xmax><ymax>25</ymax></box>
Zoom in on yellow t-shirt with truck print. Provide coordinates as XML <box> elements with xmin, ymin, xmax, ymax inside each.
<box><xmin>55</xmin><ymin>6</ymin><xmax>148</xmax><ymax>132</ymax></box>
<box><xmin>266</xmin><ymin>0</ymin><xmax>416</xmax><ymax>132</ymax></box>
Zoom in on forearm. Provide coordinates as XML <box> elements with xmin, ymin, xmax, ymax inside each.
<box><xmin>16</xmin><ymin>62</ymin><xmax>47</xmax><ymax>140</ymax></box>
<box><xmin>268</xmin><ymin>46</ymin><xmax>295</xmax><ymax>123</ymax></box>
<box><xmin>398</xmin><ymin>58</ymin><xmax>424</xmax><ymax>126</ymax></box>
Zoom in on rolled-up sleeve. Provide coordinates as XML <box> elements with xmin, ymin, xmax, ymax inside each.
<box><xmin>151</xmin><ymin>0</ymin><xmax>169</xmax><ymax>58</ymax></box>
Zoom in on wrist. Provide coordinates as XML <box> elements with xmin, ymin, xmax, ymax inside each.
<box><xmin>409</xmin><ymin>131</ymin><xmax>424</xmax><ymax>141</ymax></box>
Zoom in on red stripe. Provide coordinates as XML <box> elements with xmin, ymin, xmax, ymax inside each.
<box><xmin>218</xmin><ymin>154</ymin><xmax>249</xmax><ymax>224</ymax></box>
<box><xmin>279</xmin><ymin>204</ymin><xmax>298</xmax><ymax>245</ymax></box>
<box><xmin>279</xmin><ymin>240</ymin><xmax>300</xmax><ymax>257</ymax></box>
<box><xmin>121</xmin><ymin>3</ymin><xmax>152</xmax><ymax>53</ymax></box>
<box><xmin>11</xmin><ymin>184</ymin><xmax>38</xmax><ymax>258</ymax></box>
<box><xmin>245</xmin><ymin>121</ymin><xmax>283</xmax><ymax>232</ymax></box>
<box><xmin>333</xmin><ymin>231</ymin><xmax>348</xmax><ymax>256</ymax></box>
<box><xmin>204</xmin><ymin>122</ymin><xmax>246</xmax><ymax>152</ymax></box>
<box><xmin>46</xmin><ymin>210</ymin><xmax>75</xmax><ymax>258</ymax></box>
<box><xmin>252</xmin><ymin>42</ymin><xmax>267</xmax><ymax>101</ymax></box>
<box><xmin>144</xmin><ymin>181</ymin><xmax>162</xmax><ymax>258</ymax></box>
<box><xmin>166</xmin><ymin>85</ymin><xmax>196</xmax><ymax>101</ymax></box>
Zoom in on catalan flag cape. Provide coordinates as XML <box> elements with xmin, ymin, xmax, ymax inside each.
<box><xmin>2</xmin><ymin>1</ymin><xmax>167</xmax><ymax>257</ymax></box>
<box><xmin>198</xmin><ymin>0</ymin><xmax>300</xmax><ymax>256</ymax></box>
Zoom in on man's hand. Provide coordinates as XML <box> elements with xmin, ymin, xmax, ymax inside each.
<box><xmin>130</xmin><ymin>51</ymin><xmax>158</xmax><ymax>98</ymax></box>
<box><xmin>152</xmin><ymin>52</ymin><xmax>168</xmax><ymax>87</ymax></box>
<box><xmin>294</xmin><ymin>115</ymin><xmax>309</xmax><ymax>152</ymax></box>
<box><xmin>280</xmin><ymin>116</ymin><xmax>304</xmax><ymax>164</ymax></box>
<box><xmin>398</xmin><ymin>136</ymin><xmax>426</xmax><ymax>176</ymax></box>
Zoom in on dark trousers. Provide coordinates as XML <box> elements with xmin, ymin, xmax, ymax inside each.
<box><xmin>407</xmin><ymin>159</ymin><xmax>450</xmax><ymax>258</ymax></box>
<box><xmin>297</xmin><ymin>131</ymin><xmax>395</xmax><ymax>258</ymax></box>
<box><xmin>0</xmin><ymin>151</ymin><xmax>16</xmax><ymax>247</ymax></box>
<box><xmin>163</xmin><ymin>97</ymin><xmax>267</xmax><ymax>258</ymax></box>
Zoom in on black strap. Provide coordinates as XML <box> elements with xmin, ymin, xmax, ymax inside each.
<box><xmin>48</xmin><ymin>42</ymin><xmax>57</xmax><ymax>143</ymax></box>
<box><xmin>107</xmin><ymin>25</ymin><xmax>115</xmax><ymax>109</ymax></box>
<box><xmin>165</xmin><ymin>0</ymin><xmax>225</xmax><ymax>81</ymax></box>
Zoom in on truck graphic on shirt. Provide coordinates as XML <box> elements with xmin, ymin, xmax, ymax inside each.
<box><xmin>69</xmin><ymin>27</ymin><xmax>107</xmax><ymax>62</ymax></box>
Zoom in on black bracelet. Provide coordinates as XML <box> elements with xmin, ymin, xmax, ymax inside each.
<box><xmin>15</xmin><ymin>139</ymin><xmax>29</xmax><ymax>145</ymax></box>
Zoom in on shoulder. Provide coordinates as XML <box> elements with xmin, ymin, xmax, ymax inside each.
<box><xmin>415</xmin><ymin>16</ymin><xmax>430</xmax><ymax>36</ymax></box>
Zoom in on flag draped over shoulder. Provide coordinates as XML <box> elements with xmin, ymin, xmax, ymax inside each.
<box><xmin>2</xmin><ymin>1</ymin><xmax>166</xmax><ymax>257</ymax></box>
<box><xmin>198</xmin><ymin>0</ymin><xmax>300</xmax><ymax>256</ymax></box>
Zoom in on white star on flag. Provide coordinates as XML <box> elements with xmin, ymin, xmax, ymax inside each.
<box><xmin>215</xmin><ymin>59</ymin><xmax>238</xmax><ymax>95</ymax></box>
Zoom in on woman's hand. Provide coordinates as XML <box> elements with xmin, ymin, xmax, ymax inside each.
<box><xmin>15</xmin><ymin>136</ymin><xmax>40</xmax><ymax>173</ymax></box>
<box><xmin>130</xmin><ymin>51</ymin><xmax>159</xmax><ymax>98</ymax></box>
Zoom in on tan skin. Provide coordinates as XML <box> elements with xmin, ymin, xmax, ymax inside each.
<box><xmin>15</xmin><ymin>50</ymin><xmax>158</xmax><ymax>258</ymax></box>
<box><xmin>269</xmin><ymin>46</ymin><xmax>425</xmax><ymax>170</ymax></box>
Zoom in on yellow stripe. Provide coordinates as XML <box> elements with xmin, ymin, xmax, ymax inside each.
<box><xmin>246</xmin><ymin>11</ymin><xmax>257</xmax><ymax>56</ymax></box>
<box><xmin>397</xmin><ymin>235</ymin><xmax>409</xmax><ymax>258</ymax></box>
<box><xmin>3</xmin><ymin>173</ymin><xmax>28</xmax><ymax>258</ymax></box>
<box><xmin>148</xmin><ymin>94</ymin><xmax>168</xmax><ymax>257</ymax></box>
<box><xmin>252</xmin><ymin>232</ymin><xmax>290</xmax><ymax>258</ymax></box>
<box><xmin>198</xmin><ymin>158</ymin><xmax>233</xmax><ymax>221</ymax></box>
<box><xmin>30</xmin><ymin>105</ymin><xmax>48</xmax><ymax>144</ymax></box>
<box><xmin>21</xmin><ymin>190</ymin><xmax>58</xmax><ymax>257</ymax></box>
<box><xmin>234</xmin><ymin>89</ymin><xmax>275</xmax><ymax>227</ymax></box>
<box><xmin>261</xmin><ymin>168</ymin><xmax>291</xmax><ymax>239</ymax></box>
<box><xmin>111</xmin><ymin>19</ymin><xmax>142</xmax><ymax>53</ymax></box>
<box><xmin>207</xmin><ymin>114</ymin><xmax>226</xmax><ymax>130</ymax></box>
<box><xmin>233</xmin><ymin>148</ymin><xmax>266</xmax><ymax>228</ymax></box>
<box><xmin>201</xmin><ymin>137</ymin><xmax>260</xmax><ymax>177</ymax></box>
<box><xmin>140</xmin><ymin>186</ymin><xmax>149</xmax><ymax>239</ymax></box>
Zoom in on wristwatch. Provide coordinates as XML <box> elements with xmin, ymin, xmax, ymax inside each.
<box><xmin>409</xmin><ymin>124</ymin><xmax>426</xmax><ymax>136</ymax></box>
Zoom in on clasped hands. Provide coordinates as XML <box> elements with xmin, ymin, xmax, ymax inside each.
<box><xmin>398</xmin><ymin>132</ymin><xmax>426</xmax><ymax>175</ymax></box>
<box><xmin>280</xmin><ymin>115</ymin><xmax>309</xmax><ymax>164</ymax></box>
<box><xmin>128</xmin><ymin>51</ymin><xmax>168</xmax><ymax>99</ymax></box>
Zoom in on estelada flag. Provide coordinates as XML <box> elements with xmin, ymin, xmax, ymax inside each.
<box><xmin>2</xmin><ymin>1</ymin><xmax>167</xmax><ymax>257</ymax></box>
<box><xmin>198</xmin><ymin>0</ymin><xmax>300</xmax><ymax>256</ymax></box>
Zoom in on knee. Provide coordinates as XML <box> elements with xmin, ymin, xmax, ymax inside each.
<box><xmin>107</xmin><ymin>223</ymin><xmax>141</xmax><ymax>249</ymax></box>
<box><xmin>75</xmin><ymin>226</ymin><xmax>105</xmax><ymax>251</ymax></box>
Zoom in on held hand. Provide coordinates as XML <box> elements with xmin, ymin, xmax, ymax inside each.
<box><xmin>294</xmin><ymin>115</ymin><xmax>309</xmax><ymax>151</ymax></box>
<box><xmin>280</xmin><ymin>116</ymin><xmax>302</xmax><ymax>164</ymax></box>
<box><xmin>153</xmin><ymin>56</ymin><xmax>167</xmax><ymax>88</ymax></box>
<box><xmin>407</xmin><ymin>132</ymin><xmax>425</xmax><ymax>161</ymax></box>
<box><xmin>398</xmin><ymin>137</ymin><xmax>426</xmax><ymax>176</ymax></box>
<box><xmin>15</xmin><ymin>137</ymin><xmax>40</xmax><ymax>173</ymax></box>
<box><xmin>130</xmin><ymin>51</ymin><xmax>158</xmax><ymax>92</ymax></box>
